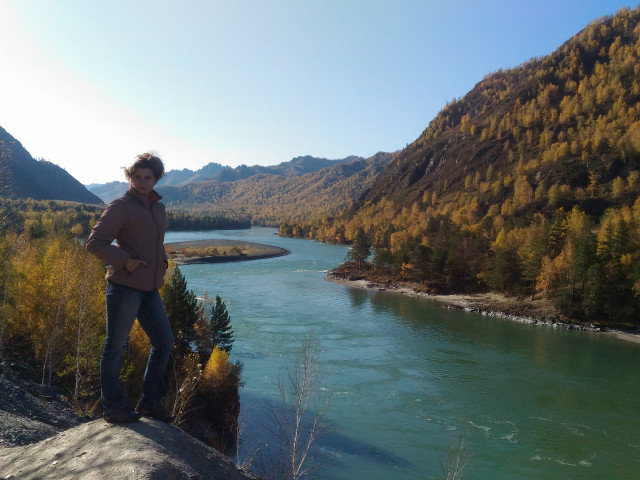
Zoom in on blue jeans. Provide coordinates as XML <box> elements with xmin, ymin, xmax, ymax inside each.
<box><xmin>101</xmin><ymin>281</ymin><xmax>174</xmax><ymax>412</ymax></box>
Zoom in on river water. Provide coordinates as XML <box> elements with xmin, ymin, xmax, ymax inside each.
<box><xmin>165</xmin><ymin>227</ymin><xmax>640</xmax><ymax>480</ymax></box>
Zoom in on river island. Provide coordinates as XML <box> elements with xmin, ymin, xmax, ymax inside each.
<box><xmin>165</xmin><ymin>239</ymin><xmax>290</xmax><ymax>265</ymax></box>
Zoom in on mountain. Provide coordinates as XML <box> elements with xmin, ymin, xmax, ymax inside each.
<box><xmin>156</xmin><ymin>162</ymin><xmax>225</xmax><ymax>187</ymax></box>
<box><xmin>213</xmin><ymin>155</ymin><xmax>362</xmax><ymax>182</ymax></box>
<box><xmin>153</xmin><ymin>155</ymin><xmax>351</xmax><ymax>187</ymax></box>
<box><xmin>158</xmin><ymin>152</ymin><xmax>393</xmax><ymax>224</ymax></box>
<box><xmin>85</xmin><ymin>180</ymin><xmax>129</xmax><ymax>205</ymax></box>
<box><xmin>354</xmin><ymin>8</ymin><xmax>640</xmax><ymax>216</ymax></box>
<box><xmin>87</xmin><ymin>162</ymin><xmax>226</xmax><ymax>204</ymax></box>
<box><xmin>88</xmin><ymin>155</ymin><xmax>371</xmax><ymax>206</ymax></box>
<box><xmin>0</xmin><ymin>126</ymin><xmax>102</xmax><ymax>204</ymax></box>
<box><xmin>283</xmin><ymin>7</ymin><xmax>640</xmax><ymax>324</ymax></box>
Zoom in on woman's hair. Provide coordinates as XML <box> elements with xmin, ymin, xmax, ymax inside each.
<box><xmin>124</xmin><ymin>152</ymin><xmax>165</xmax><ymax>181</ymax></box>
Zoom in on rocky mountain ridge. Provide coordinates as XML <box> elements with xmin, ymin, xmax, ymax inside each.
<box><xmin>87</xmin><ymin>154</ymin><xmax>368</xmax><ymax>205</ymax></box>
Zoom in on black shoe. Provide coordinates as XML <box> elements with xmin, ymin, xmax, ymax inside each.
<box><xmin>135</xmin><ymin>401</ymin><xmax>174</xmax><ymax>423</ymax></box>
<box><xmin>104</xmin><ymin>406</ymin><xmax>141</xmax><ymax>423</ymax></box>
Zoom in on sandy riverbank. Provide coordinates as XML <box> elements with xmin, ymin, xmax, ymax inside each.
<box><xmin>326</xmin><ymin>275</ymin><xmax>640</xmax><ymax>344</ymax></box>
<box><xmin>165</xmin><ymin>239</ymin><xmax>290</xmax><ymax>265</ymax></box>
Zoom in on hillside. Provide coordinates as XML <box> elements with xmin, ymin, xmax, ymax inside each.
<box><xmin>282</xmin><ymin>7</ymin><xmax>640</xmax><ymax>325</ymax></box>
<box><xmin>213</xmin><ymin>154</ymin><xmax>361</xmax><ymax>182</ymax></box>
<box><xmin>0</xmin><ymin>126</ymin><xmax>102</xmax><ymax>204</ymax></box>
<box><xmin>158</xmin><ymin>152</ymin><xmax>393</xmax><ymax>225</ymax></box>
<box><xmin>355</xmin><ymin>9</ymin><xmax>640</xmax><ymax>215</ymax></box>
<box><xmin>87</xmin><ymin>155</ymin><xmax>368</xmax><ymax>205</ymax></box>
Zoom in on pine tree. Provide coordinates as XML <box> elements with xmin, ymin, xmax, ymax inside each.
<box><xmin>346</xmin><ymin>227</ymin><xmax>370</xmax><ymax>269</ymax></box>
<box><xmin>209</xmin><ymin>295</ymin><xmax>234</xmax><ymax>354</ymax></box>
<box><xmin>161</xmin><ymin>265</ymin><xmax>200</xmax><ymax>358</ymax></box>
<box><xmin>196</xmin><ymin>295</ymin><xmax>234</xmax><ymax>362</ymax></box>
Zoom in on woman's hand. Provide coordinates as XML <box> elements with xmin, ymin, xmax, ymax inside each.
<box><xmin>124</xmin><ymin>258</ymin><xmax>147</xmax><ymax>272</ymax></box>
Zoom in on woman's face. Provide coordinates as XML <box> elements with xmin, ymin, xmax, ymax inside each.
<box><xmin>130</xmin><ymin>167</ymin><xmax>157</xmax><ymax>196</ymax></box>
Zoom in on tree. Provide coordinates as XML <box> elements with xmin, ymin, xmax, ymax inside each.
<box><xmin>262</xmin><ymin>332</ymin><xmax>330</xmax><ymax>480</ymax></box>
<box><xmin>39</xmin><ymin>236</ymin><xmax>75</xmax><ymax>386</ymax></box>
<box><xmin>611</xmin><ymin>176</ymin><xmax>625</xmax><ymax>197</ymax></box>
<box><xmin>345</xmin><ymin>227</ymin><xmax>370</xmax><ymax>269</ymax></box>
<box><xmin>65</xmin><ymin>243</ymin><xmax>105</xmax><ymax>401</ymax></box>
<box><xmin>0</xmin><ymin>232</ymin><xmax>24</xmax><ymax>360</ymax></box>
<box><xmin>488</xmin><ymin>246</ymin><xmax>522</xmax><ymax>294</ymax></box>
<box><xmin>161</xmin><ymin>265</ymin><xmax>200</xmax><ymax>358</ymax></box>
<box><xmin>597</xmin><ymin>220</ymin><xmax>637</xmax><ymax>322</ymax></box>
<box><xmin>196</xmin><ymin>295</ymin><xmax>235</xmax><ymax>362</ymax></box>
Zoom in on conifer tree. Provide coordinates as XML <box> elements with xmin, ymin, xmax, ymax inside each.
<box><xmin>346</xmin><ymin>227</ymin><xmax>370</xmax><ymax>269</ymax></box>
<box><xmin>161</xmin><ymin>265</ymin><xmax>200</xmax><ymax>358</ymax></box>
<box><xmin>196</xmin><ymin>295</ymin><xmax>234</xmax><ymax>360</ymax></box>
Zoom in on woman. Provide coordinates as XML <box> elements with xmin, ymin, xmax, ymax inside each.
<box><xmin>86</xmin><ymin>152</ymin><xmax>174</xmax><ymax>423</ymax></box>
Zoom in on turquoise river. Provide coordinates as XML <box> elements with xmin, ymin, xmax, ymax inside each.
<box><xmin>165</xmin><ymin>227</ymin><xmax>640</xmax><ymax>480</ymax></box>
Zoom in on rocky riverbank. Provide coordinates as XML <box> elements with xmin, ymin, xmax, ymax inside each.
<box><xmin>326</xmin><ymin>269</ymin><xmax>640</xmax><ymax>344</ymax></box>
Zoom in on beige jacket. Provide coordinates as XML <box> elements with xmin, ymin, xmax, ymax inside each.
<box><xmin>86</xmin><ymin>187</ymin><xmax>168</xmax><ymax>291</ymax></box>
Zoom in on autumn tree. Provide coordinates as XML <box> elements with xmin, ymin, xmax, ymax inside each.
<box><xmin>0</xmin><ymin>232</ymin><xmax>24</xmax><ymax>359</ymax></box>
<box><xmin>63</xmin><ymin>242</ymin><xmax>106</xmax><ymax>402</ymax></box>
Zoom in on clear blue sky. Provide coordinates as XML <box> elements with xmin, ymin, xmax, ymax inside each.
<box><xmin>0</xmin><ymin>0</ymin><xmax>634</xmax><ymax>184</ymax></box>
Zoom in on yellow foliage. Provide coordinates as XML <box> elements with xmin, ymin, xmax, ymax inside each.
<box><xmin>536</xmin><ymin>256</ymin><xmax>555</xmax><ymax>296</ymax></box>
<box><xmin>492</xmin><ymin>229</ymin><xmax>507</xmax><ymax>250</ymax></box>
<box><xmin>611</xmin><ymin>176</ymin><xmax>626</xmax><ymax>197</ymax></box>
<box><xmin>202</xmin><ymin>346</ymin><xmax>235</xmax><ymax>392</ymax></box>
<box><xmin>390</xmin><ymin>231</ymin><xmax>411</xmax><ymax>254</ymax></box>
<box><xmin>621</xmin><ymin>253</ymin><xmax>634</xmax><ymax>266</ymax></box>
<box><xmin>401</xmin><ymin>263</ymin><xmax>415</xmax><ymax>275</ymax></box>
<box><xmin>203</xmin><ymin>346</ymin><xmax>230</xmax><ymax>382</ymax></box>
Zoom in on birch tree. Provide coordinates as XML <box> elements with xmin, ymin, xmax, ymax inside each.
<box><xmin>265</xmin><ymin>332</ymin><xmax>331</xmax><ymax>480</ymax></box>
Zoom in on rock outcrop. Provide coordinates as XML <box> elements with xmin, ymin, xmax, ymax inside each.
<box><xmin>0</xmin><ymin>418</ymin><xmax>258</xmax><ymax>480</ymax></box>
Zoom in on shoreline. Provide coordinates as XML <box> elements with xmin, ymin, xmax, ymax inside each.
<box><xmin>326</xmin><ymin>274</ymin><xmax>640</xmax><ymax>344</ymax></box>
<box><xmin>165</xmin><ymin>239</ymin><xmax>290</xmax><ymax>265</ymax></box>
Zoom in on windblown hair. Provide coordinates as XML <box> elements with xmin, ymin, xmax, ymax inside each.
<box><xmin>124</xmin><ymin>152</ymin><xmax>165</xmax><ymax>181</ymax></box>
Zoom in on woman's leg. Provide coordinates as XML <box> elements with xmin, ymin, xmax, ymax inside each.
<box><xmin>135</xmin><ymin>289</ymin><xmax>174</xmax><ymax>409</ymax></box>
<box><xmin>101</xmin><ymin>282</ymin><xmax>141</xmax><ymax>412</ymax></box>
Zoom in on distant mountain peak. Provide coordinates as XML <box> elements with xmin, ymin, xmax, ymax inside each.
<box><xmin>88</xmin><ymin>155</ymin><xmax>367</xmax><ymax>204</ymax></box>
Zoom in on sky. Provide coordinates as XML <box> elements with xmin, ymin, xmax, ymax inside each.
<box><xmin>0</xmin><ymin>0</ymin><xmax>635</xmax><ymax>185</ymax></box>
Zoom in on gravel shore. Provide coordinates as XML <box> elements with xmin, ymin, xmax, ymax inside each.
<box><xmin>326</xmin><ymin>274</ymin><xmax>640</xmax><ymax>344</ymax></box>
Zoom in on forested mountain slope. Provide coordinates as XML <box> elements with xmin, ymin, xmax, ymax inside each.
<box><xmin>356</xmin><ymin>8</ymin><xmax>640</xmax><ymax>214</ymax></box>
<box><xmin>88</xmin><ymin>155</ymin><xmax>365</xmax><ymax>205</ymax></box>
<box><xmin>0</xmin><ymin>126</ymin><xmax>102</xmax><ymax>204</ymax></box>
<box><xmin>159</xmin><ymin>152</ymin><xmax>393</xmax><ymax>225</ymax></box>
<box><xmin>282</xmin><ymin>7</ymin><xmax>640</xmax><ymax>325</ymax></box>
<box><xmin>212</xmin><ymin>155</ymin><xmax>362</xmax><ymax>182</ymax></box>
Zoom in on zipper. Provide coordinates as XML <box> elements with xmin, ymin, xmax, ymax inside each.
<box><xmin>150</xmin><ymin>201</ymin><xmax>163</xmax><ymax>290</ymax></box>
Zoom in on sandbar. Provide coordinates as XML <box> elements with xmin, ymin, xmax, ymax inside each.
<box><xmin>165</xmin><ymin>239</ymin><xmax>290</xmax><ymax>265</ymax></box>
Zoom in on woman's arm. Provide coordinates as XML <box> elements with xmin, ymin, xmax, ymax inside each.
<box><xmin>86</xmin><ymin>201</ymin><xmax>132</xmax><ymax>270</ymax></box>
